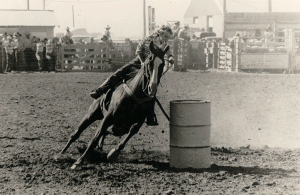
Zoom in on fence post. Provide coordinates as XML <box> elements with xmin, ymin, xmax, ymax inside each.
<box><xmin>60</xmin><ymin>44</ymin><xmax>64</xmax><ymax>71</ymax></box>
<box><xmin>0</xmin><ymin>46</ymin><xmax>2</xmax><ymax>73</ymax></box>
<box><xmin>172</xmin><ymin>38</ymin><xmax>179</xmax><ymax>71</ymax></box>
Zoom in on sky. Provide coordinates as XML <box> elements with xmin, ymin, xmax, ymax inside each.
<box><xmin>0</xmin><ymin>0</ymin><xmax>191</xmax><ymax>39</ymax></box>
<box><xmin>1</xmin><ymin>0</ymin><xmax>299</xmax><ymax>39</ymax></box>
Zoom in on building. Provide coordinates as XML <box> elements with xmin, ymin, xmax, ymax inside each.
<box><xmin>184</xmin><ymin>0</ymin><xmax>300</xmax><ymax>38</ymax></box>
<box><xmin>0</xmin><ymin>10</ymin><xmax>59</xmax><ymax>38</ymax></box>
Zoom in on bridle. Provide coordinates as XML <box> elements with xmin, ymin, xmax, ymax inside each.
<box><xmin>121</xmin><ymin>53</ymin><xmax>158</xmax><ymax>105</ymax></box>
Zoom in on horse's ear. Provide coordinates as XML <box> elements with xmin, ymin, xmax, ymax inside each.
<box><xmin>149</xmin><ymin>41</ymin><xmax>155</xmax><ymax>53</ymax></box>
<box><xmin>163</xmin><ymin>45</ymin><xmax>170</xmax><ymax>53</ymax></box>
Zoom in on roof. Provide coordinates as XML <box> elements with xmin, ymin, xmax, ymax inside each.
<box><xmin>218</xmin><ymin>0</ymin><xmax>300</xmax><ymax>13</ymax></box>
<box><xmin>184</xmin><ymin>0</ymin><xmax>300</xmax><ymax>18</ymax></box>
<box><xmin>184</xmin><ymin>0</ymin><xmax>223</xmax><ymax>18</ymax></box>
<box><xmin>0</xmin><ymin>10</ymin><xmax>59</xmax><ymax>26</ymax></box>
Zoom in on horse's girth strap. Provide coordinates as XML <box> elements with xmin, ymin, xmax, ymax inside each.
<box><xmin>122</xmin><ymin>83</ymin><xmax>152</xmax><ymax>104</ymax></box>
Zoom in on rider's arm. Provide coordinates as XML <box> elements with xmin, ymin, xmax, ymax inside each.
<box><xmin>136</xmin><ymin>40</ymin><xmax>146</xmax><ymax>63</ymax></box>
<box><xmin>163</xmin><ymin>43</ymin><xmax>174</xmax><ymax>64</ymax></box>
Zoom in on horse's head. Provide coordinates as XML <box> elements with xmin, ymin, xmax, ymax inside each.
<box><xmin>144</xmin><ymin>41</ymin><xmax>170</xmax><ymax>97</ymax></box>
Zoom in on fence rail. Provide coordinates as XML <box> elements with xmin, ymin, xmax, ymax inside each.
<box><xmin>1</xmin><ymin>30</ymin><xmax>299</xmax><ymax>73</ymax></box>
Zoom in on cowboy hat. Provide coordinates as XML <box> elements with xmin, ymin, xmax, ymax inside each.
<box><xmin>106</xmin><ymin>25</ymin><xmax>111</xmax><ymax>29</ymax></box>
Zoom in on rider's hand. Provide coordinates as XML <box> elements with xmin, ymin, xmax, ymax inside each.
<box><xmin>168</xmin><ymin>57</ymin><xmax>174</xmax><ymax>64</ymax></box>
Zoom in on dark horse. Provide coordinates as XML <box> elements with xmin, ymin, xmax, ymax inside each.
<box><xmin>56</xmin><ymin>41</ymin><xmax>169</xmax><ymax>169</ymax></box>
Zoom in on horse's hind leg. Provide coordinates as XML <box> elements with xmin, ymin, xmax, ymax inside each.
<box><xmin>107</xmin><ymin>122</ymin><xmax>143</xmax><ymax>161</ymax></box>
<box><xmin>71</xmin><ymin>113</ymin><xmax>113</xmax><ymax>169</ymax></box>
<box><xmin>97</xmin><ymin>132</ymin><xmax>107</xmax><ymax>151</ymax></box>
<box><xmin>59</xmin><ymin>114</ymin><xmax>98</xmax><ymax>154</ymax></box>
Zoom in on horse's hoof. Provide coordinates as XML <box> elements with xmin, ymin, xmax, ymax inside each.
<box><xmin>54</xmin><ymin>153</ymin><xmax>64</xmax><ymax>161</ymax></box>
<box><xmin>70</xmin><ymin>164</ymin><xmax>78</xmax><ymax>170</ymax></box>
<box><xmin>107</xmin><ymin>148</ymin><xmax>121</xmax><ymax>161</ymax></box>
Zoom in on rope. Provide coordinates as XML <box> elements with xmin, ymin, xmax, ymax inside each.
<box><xmin>154</xmin><ymin>96</ymin><xmax>170</xmax><ymax>121</ymax></box>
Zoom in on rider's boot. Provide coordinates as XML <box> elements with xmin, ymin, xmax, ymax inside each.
<box><xmin>146</xmin><ymin>100</ymin><xmax>159</xmax><ymax>126</ymax></box>
<box><xmin>89</xmin><ymin>88</ymin><xmax>104</xmax><ymax>99</ymax></box>
<box><xmin>146</xmin><ymin>113</ymin><xmax>159</xmax><ymax>126</ymax></box>
<box><xmin>89</xmin><ymin>64</ymin><xmax>131</xmax><ymax>99</ymax></box>
<box><xmin>89</xmin><ymin>79</ymin><xmax>112</xmax><ymax>99</ymax></box>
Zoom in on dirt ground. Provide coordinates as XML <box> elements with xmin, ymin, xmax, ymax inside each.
<box><xmin>0</xmin><ymin>70</ymin><xmax>300</xmax><ymax>194</ymax></box>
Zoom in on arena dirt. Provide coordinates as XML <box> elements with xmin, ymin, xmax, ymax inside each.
<box><xmin>0</xmin><ymin>70</ymin><xmax>299</xmax><ymax>194</ymax></box>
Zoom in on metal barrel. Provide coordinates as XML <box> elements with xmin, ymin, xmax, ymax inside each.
<box><xmin>169</xmin><ymin>100</ymin><xmax>211</xmax><ymax>169</ymax></box>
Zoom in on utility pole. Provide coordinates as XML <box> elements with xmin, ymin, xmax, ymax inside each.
<box><xmin>27</xmin><ymin>0</ymin><xmax>30</xmax><ymax>10</ymax></box>
<box><xmin>43</xmin><ymin>0</ymin><xmax>45</xmax><ymax>10</ymax></box>
<box><xmin>268</xmin><ymin>0</ymin><xmax>272</xmax><ymax>12</ymax></box>
<box><xmin>72</xmin><ymin>5</ymin><xmax>75</xmax><ymax>27</ymax></box>
<box><xmin>143</xmin><ymin>0</ymin><xmax>146</xmax><ymax>37</ymax></box>
<box><xmin>223</xmin><ymin>0</ymin><xmax>226</xmax><ymax>40</ymax></box>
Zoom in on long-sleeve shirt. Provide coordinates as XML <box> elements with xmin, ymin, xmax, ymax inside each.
<box><xmin>135</xmin><ymin>35</ymin><xmax>173</xmax><ymax>62</ymax></box>
<box><xmin>3</xmin><ymin>40</ymin><xmax>15</xmax><ymax>54</ymax></box>
<box><xmin>46</xmin><ymin>43</ymin><xmax>54</xmax><ymax>54</ymax></box>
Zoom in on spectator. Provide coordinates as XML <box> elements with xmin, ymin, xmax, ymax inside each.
<box><xmin>3</xmin><ymin>35</ymin><xmax>15</xmax><ymax>73</ymax></box>
<box><xmin>23</xmin><ymin>32</ymin><xmax>34</xmax><ymax>71</ymax></box>
<box><xmin>12</xmin><ymin>33</ymin><xmax>20</xmax><ymax>70</ymax></box>
<box><xmin>36</xmin><ymin>38</ymin><xmax>44</xmax><ymax>71</ymax></box>
<box><xmin>0</xmin><ymin>33</ymin><xmax>5</xmax><ymax>71</ymax></box>
<box><xmin>230</xmin><ymin>32</ymin><xmax>240</xmax><ymax>49</ymax></box>
<box><xmin>45</xmin><ymin>39</ymin><xmax>55</xmax><ymax>71</ymax></box>
<box><xmin>178</xmin><ymin>24</ymin><xmax>190</xmax><ymax>42</ymax></box>
<box><xmin>264</xmin><ymin>25</ymin><xmax>274</xmax><ymax>46</ymax></box>
<box><xmin>101</xmin><ymin>25</ymin><xmax>111</xmax><ymax>42</ymax></box>
<box><xmin>255</xmin><ymin>29</ymin><xmax>261</xmax><ymax>38</ymax></box>
<box><xmin>65</xmin><ymin>27</ymin><xmax>72</xmax><ymax>40</ymax></box>
<box><xmin>172</xmin><ymin>21</ymin><xmax>180</xmax><ymax>38</ymax></box>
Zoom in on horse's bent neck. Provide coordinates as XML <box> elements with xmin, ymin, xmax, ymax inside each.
<box><xmin>127</xmin><ymin>64</ymin><xmax>148</xmax><ymax>98</ymax></box>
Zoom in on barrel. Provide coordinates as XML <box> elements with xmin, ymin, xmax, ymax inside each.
<box><xmin>169</xmin><ymin>100</ymin><xmax>211</xmax><ymax>169</ymax></box>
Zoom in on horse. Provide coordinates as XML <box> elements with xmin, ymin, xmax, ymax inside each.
<box><xmin>56</xmin><ymin>41</ymin><xmax>170</xmax><ymax>169</ymax></box>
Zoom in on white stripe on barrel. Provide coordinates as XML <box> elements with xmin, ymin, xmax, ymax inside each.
<box><xmin>169</xmin><ymin>100</ymin><xmax>211</xmax><ymax>169</ymax></box>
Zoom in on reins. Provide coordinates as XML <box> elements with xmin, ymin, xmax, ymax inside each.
<box><xmin>123</xmin><ymin>48</ymin><xmax>172</xmax><ymax>122</ymax></box>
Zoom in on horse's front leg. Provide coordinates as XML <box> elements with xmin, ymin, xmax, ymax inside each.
<box><xmin>107</xmin><ymin>121</ymin><xmax>143</xmax><ymax>161</ymax></box>
<box><xmin>97</xmin><ymin>132</ymin><xmax>107</xmax><ymax>151</ymax></box>
<box><xmin>71</xmin><ymin>113</ymin><xmax>113</xmax><ymax>170</ymax></box>
<box><xmin>54</xmin><ymin>114</ymin><xmax>98</xmax><ymax>161</ymax></box>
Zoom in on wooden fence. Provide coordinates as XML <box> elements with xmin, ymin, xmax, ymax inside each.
<box><xmin>59</xmin><ymin>43</ymin><xmax>111</xmax><ymax>71</ymax></box>
<box><xmin>1</xmin><ymin>30</ymin><xmax>299</xmax><ymax>73</ymax></box>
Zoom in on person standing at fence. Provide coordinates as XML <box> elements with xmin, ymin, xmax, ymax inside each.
<box><xmin>45</xmin><ymin>39</ymin><xmax>55</xmax><ymax>71</ymax></box>
<box><xmin>12</xmin><ymin>33</ymin><xmax>20</xmax><ymax>71</ymax></box>
<box><xmin>1</xmin><ymin>33</ymin><xmax>8</xmax><ymax>72</ymax></box>
<box><xmin>36</xmin><ymin>38</ymin><xmax>44</xmax><ymax>71</ymax></box>
<box><xmin>0</xmin><ymin>33</ymin><xmax>3</xmax><ymax>73</ymax></box>
<box><xmin>65</xmin><ymin>27</ymin><xmax>73</xmax><ymax>42</ymax></box>
<box><xmin>178</xmin><ymin>24</ymin><xmax>190</xmax><ymax>42</ymax></box>
<box><xmin>230</xmin><ymin>33</ymin><xmax>240</xmax><ymax>49</ymax></box>
<box><xmin>89</xmin><ymin>25</ymin><xmax>174</xmax><ymax>126</ymax></box>
<box><xmin>23</xmin><ymin>32</ymin><xmax>33</xmax><ymax>71</ymax></box>
<box><xmin>3</xmin><ymin>35</ymin><xmax>15</xmax><ymax>73</ymax></box>
<box><xmin>172</xmin><ymin>22</ymin><xmax>180</xmax><ymax>39</ymax></box>
<box><xmin>101</xmin><ymin>25</ymin><xmax>111</xmax><ymax>42</ymax></box>
<box><xmin>264</xmin><ymin>25</ymin><xmax>274</xmax><ymax>47</ymax></box>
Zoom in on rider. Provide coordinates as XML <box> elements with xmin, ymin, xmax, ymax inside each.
<box><xmin>89</xmin><ymin>25</ymin><xmax>174</xmax><ymax>126</ymax></box>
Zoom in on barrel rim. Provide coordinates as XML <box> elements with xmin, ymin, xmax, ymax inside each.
<box><xmin>170</xmin><ymin>100</ymin><xmax>211</xmax><ymax>104</ymax></box>
<box><xmin>169</xmin><ymin>124</ymin><xmax>211</xmax><ymax>127</ymax></box>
